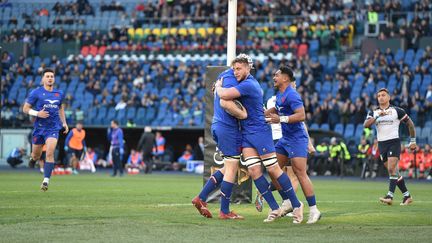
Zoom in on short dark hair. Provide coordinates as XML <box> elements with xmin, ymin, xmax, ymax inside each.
<box><xmin>377</xmin><ymin>88</ymin><xmax>389</xmax><ymax>94</ymax></box>
<box><xmin>42</xmin><ymin>68</ymin><xmax>55</xmax><ymax>76</ymax></box>
<box><xmin>279</xmin><ymin>66</ymin><xmax>296</xmax><ymax>82</ymax></box>
<box><xmin>111</xmin><ymin>120</ymin><xmax>119</xmax><ymax>125</ymax></box>
<box><xmin>231</xmin><ymin>57</ymin><xmax>250</xmax><ymax>67</ymax></box>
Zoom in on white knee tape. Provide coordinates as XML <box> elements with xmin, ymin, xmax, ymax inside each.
<box><xmin>242</xmin><ymin>156</ymin><xmax>261</xmax><ymax>167</ymax></box>
<box><xmin>262</xmin><ymin>156</ymin><xmax>278</xmax><ymax>168</ymax></box>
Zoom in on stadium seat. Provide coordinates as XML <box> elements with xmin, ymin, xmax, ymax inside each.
<box><xmin>334</xmin><ymin>123</ymin><xmax>344</xmax><ymax>135</ymax></box>
<box><xmin>344</xmin><ymin>124</ymin><xmax>355</xmax><ymax>138</ymax></box>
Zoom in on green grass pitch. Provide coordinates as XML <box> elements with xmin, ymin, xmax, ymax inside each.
<box><xmin>0</xmin><ymin>172</ymin><xmax>431</xmax><ymax>242</ymax></box>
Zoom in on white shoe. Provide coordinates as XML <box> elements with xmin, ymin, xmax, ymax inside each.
<box><xmin>285</xmin><ymin>212</ymin><xmax>294</xmax><ymax>217</ymax></box>
<box><xmin>324</xmin><ymin>170</ymin><xmax>331</xmax><ymax>176</ymax></box>
<box><xmin>263</xmin><ymin>208</ymin><xmax>282</xmax><ymax>223</ymax></box>
<box><xmin>307</xmin><ymin>209</ymin><xmax>322</xmax><ymax>224</ymax></box>
<box><xmin>427</xmin><ymin>175</ymin><xmax>431</xmax><ymax>180</ymax></box>
<box><xmin>292</xmin><ymin>202</ymin><xmax>304</xmax><ymax>224</ymax></box>
<box><xmin>280</xmin><ymin>199</ymin><xmax>293</xmax><ymax>216</ymax></box>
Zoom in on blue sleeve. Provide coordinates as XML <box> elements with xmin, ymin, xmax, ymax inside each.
<box><xmin>118</xmin><ymin>129</ymin><xmax>124</xmax><ymax>148</ymax></box>
<box><xmin>234</xmin><ymin>80</ymin><xmax>254</xmax><ymax>97</ymax></box>
<box><xmin>93</xmin><ymin>154</ymin><xmax>98</xmax><ymax>162</ymax></box>
<box><xmin>65</xmin><ymin>130</ymin><xmax>73</xmax><ymax>147</ymax></box>
<box><xmin>287</xmin><ymin>91</ymin><xmax>304</xmax><ymax>111</ymax></box>
<box><xmin>26</xmin><ymin>89</ymin><xmax>38</xmax><ymax>106</ymax></box>
<box><xmin>127</xmin><ymin>155</ymin><xmax>132</xmax><ymax>164</ymax></box>
<box><xmin>222</xmin><ymin>76</ymin><xmax>238</xmax><ymax>88</ymax></box>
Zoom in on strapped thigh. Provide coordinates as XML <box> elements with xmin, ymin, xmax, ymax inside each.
<box><xmin>241</xmin><ymin>156</ymin><xmax>261</xmax><ymax>168</ymax></box>
<box><xmin>262</xmin><ymin>155</ymin><xmax>278</xmax><ymax>168</ymax></box>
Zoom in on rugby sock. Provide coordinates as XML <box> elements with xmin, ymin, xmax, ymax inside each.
<box><xmin>277</xmin><ymin>173</ymin><xmax>301</xmax><ymax>208</ymax></box>
<box><xmin>199</xmin><ymin>170</ymin><xmax>224</xmax><ymax>201</ymax></box>
<box><xmin>387</xmin><ymin>176</ymin><xmax>398</xmax><ymax>198</ymax></box>
<box><xmin>254</xmin><ymin>175</ymin><xmax>279</xmax><ymax>210</ymax></box>
<box><xmin>278</xmin><ymin>189</ymin><xmax>289</xmax><ymax>200</ymax></box>
<box><xmin>43</xmin><ymin>162</ymin><xmax>55</xmax><ymax>180</ymax></box>
<box><xmin>220</xmin><ymin>181</ymin><xmax>234</xmax><ymax>214</ymax></box>
<box><xmin>397</xmin><ymin>176</ymin><xmax>410</xmax><ymax>197</ymax></box>
<box><xmin>306</xmin><ymin>195</ymin><xmax>317</xmax><ymax>207</ymax></box>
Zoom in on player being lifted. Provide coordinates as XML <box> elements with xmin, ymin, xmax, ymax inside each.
<box><xmin>192</xmin><ymin>55</ymin><xmax>248</xmax><ymax>219</ymax></box>
<box><xmin>265</xmin><ymin>66</ymin><xmax>321</xmax><ymax>224</ymax></box>
<box><xmin>215</xmin><ymin>57</ymin><xmax>304</xmax><ymax>223</ymax></box>
<box><xmin>23</xmin><ymin>68</ymin><xmax>69</xmax><ymax>191</ymax></box>
<box><xmin>364</xmin><ymin>88</ymin><xmax>416</xmax><ymax>205</ymax></box>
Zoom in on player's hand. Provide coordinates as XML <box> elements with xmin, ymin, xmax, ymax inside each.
<box><xmin>409</xmin><ymin>142</ymin><xmax>417</xmax><ymax>151</ymax></box>
<box><xmin>308</xmin><ymin>142</ymin><xmax>316</xmax><ymax>155</ymax></box>
<box><xmin>37</xmin><ymin>108</ymin><xmax>49</xmax><ymax>118</ymax></box>
<box><xmin>265</xmin><ymin>113</ymin><xmax>280</xmax><ymax>124</ymax></box>
<box><xmin>63</xmin><ymin>123</ymin><xmax>69</xmax><ymax>134</ymax></box>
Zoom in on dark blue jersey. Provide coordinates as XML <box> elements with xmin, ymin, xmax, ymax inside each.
<box><xmin>26</xmin><ymin>86</ymin><xmax>64</xmax><ymax>130</ymax></box>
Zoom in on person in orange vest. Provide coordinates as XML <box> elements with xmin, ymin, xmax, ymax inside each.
<box><xmin>152</xmin><ymin>132</ymin><xmax>166</xmax><ymax>159</ymax></box>
<box><xmin>64</xmin><ymin>121</ymin><xmax>86</xmax><ymax>174</ymax></box>
<box><xmin>409</xmin><ymin>146</ymin><xmax>425</xmax><ymax>178</ymax></box>
<box><xmin>424</xmin><ymin>144</ymin><xmax>432</xmax><ymax>180</ymax></box>
<box><xmin>173</xmin><ymin>144</ymin><xmax>194</xmax><ymax>171</ymax></box>
<box><xmin>126</xmin><ymin>149</ymin><xmax>144</xmax><ymax>173</ymax></box>
<box><xmin>399</xmin><ymin>144</ymin><xmax>413</xmax><ymax>178</ymax></box>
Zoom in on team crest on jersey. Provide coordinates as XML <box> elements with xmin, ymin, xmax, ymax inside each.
<box><xmin>281</xmin><ymin>97</ymin><xmax>286</xmax><ymax>103</ymax></box>
<box><xmin>55</xmin><ymin>93</ymin><xmax>60</xmax><ymax>97</ymax></box>
<box><xmin>263</xmin><ymin>148</ymin><xmax>267</xmax><ymax>153</ymax></box>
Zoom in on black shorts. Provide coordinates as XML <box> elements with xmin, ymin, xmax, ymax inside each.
<box><xmin>378</xmin><ymin>138</ymin><xmax>401</xmax><ymax>162</ymax></box>
<box><xmin>68</xmin><ymin>149</ymin><xmax>83</xmax><ymax>159</ymax></box>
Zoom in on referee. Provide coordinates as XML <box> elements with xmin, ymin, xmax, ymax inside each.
<box><xmin>364</xmin><ymin>88</ymin><xmax>416</xmax><ymax>206</ymax></box>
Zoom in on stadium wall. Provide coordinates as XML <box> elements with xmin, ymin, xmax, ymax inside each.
<box><xmin>0</xmin><ymin>127</ymin><xmax>204</xmax><ymax>165</ymax></box>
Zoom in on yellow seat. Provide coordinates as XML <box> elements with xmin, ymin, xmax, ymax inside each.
<box><xmin>197</xmin><ymin>27</ymin><xmax>206</xmax><ymax>37</ymax></box>
<box><xmin>169</xmin><ymin>27</ymin><xmax>177</xmax><ymax>35</ymax></box>
<box><xmin>161</xmin><ymin>28</ymin><xmax>169</xmax><ymax>36</ymax></box>
<box><xmin>127</xmin><ymin>28</ymin><xmax>135</xmax><ymax>39</ymax></box>
<box><xmin>152</xmin><ymin>28</ymin><xmax>161</xmax><ymax>36</ymax></box>
<box><xmin>289</xmin><ymin>25</ymin><xmax>297</xmax><ymax>34</ymax></box>
<box><xmin>135</xmin><ymin>28</ymin><xmax>144</xmax><ymax>38</ymax></box>
<box><xmin>188</xmin><ymin>28</ymin><xmax>196</xmax><ymax>35</ymax></box>
<box><xmin>215</xmin><ymin>27</ymin><xmax>224</xmax><ymax>35</ymax></box>
<box><xmin>144</xmin><ymin>28</ymin><xmax>151</xmax><ymax>36</ymax></box>
<box><xmin>178</xmin><ymin>28</ymin><xmax>187</xmax><ymax>36</ymax></box>
<box><xmin>310</xmin><ymin>25</ymin><xmax>316</xmax><ymax>32</ymax></box>
<box><xmin>207</xmin><ymin>27</ymin><xmax>214</xmax><ymax>34</ymax></box>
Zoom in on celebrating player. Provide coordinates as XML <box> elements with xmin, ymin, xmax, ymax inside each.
<box><xmin>215</xmin><ymin>57</ymin><xmax>304</xmax><ymax>223</ymax></box>
<box><xmin>364</xmin><ymin>88</ymin><xmax>416</xmax><ymax>205</ymax></box>
<box><xmin>265</xmin><ymin>66</ymin><xmax>321</xmax><ymax>224</ymax></box>
<box><xmin>23</xmin><ymin>68</ymin><xmax>68</xmax><ymax>191</ymax></box>
<box><xmin>192</xmin><ymin>55</ymin><xmax>247</xmax><ymax>220</ymax></box>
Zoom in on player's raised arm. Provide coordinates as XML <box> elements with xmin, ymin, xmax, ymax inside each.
<box><xmin>59</xmin><ymin>104</ymin><xmax>69</xmax><ymax>134</ymax></box>
<box><xmin>363</xmin><ymin>110</ymin><xmax>382</xmax><ymax>128</ymax></box>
